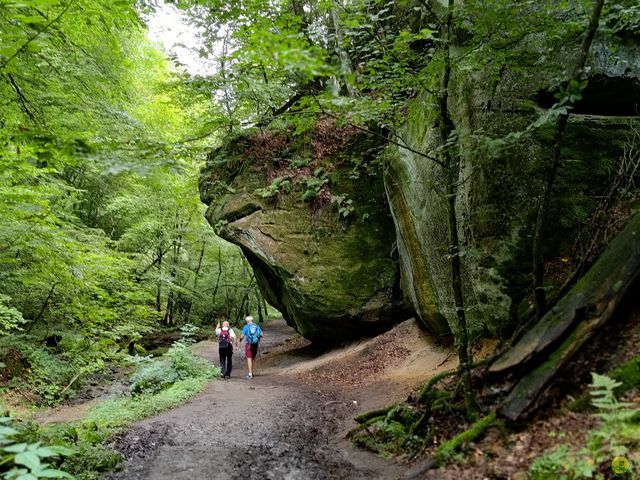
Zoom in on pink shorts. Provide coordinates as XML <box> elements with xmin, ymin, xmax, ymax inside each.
<box><xmin>245</xmin><ymin>343</ymin><xmax>258</xmax><ymax>359</ymax></box>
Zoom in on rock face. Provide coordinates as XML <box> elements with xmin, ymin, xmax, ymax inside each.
<box><xmin>385</xmin><ymin>32</ymin><xmax>640</xmax><ymax>337</ymax></box>
<box><xmin>199</xmin><ymin>126</ymin><xmax>408</xmax><ymax>342</ymax></box>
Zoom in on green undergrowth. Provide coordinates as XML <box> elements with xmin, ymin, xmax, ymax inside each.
<box><xmin>3</xmin><ymin>339</ymin><xmax>219</xmax><ymax>480</ymax></box>
<box><xmin>352</xmin><ymin>358</ymin><xmax>640</xmax><ymax>472</ymax></box>
<box><xmin>350</xmin><ymin>369</ymin><xmax>490</xmax><ymax>463</ymax></box>
<box><xmin>568</xmin><ymin>354</ymin><xmax>640</xmax><ymax>413</ymax></box>
<box><xmin>530</xmin><ymin>373</ymin><xmax>640</xmax><ymax>480</ymax></box>
<box><xmin>0</xmin><ymin>415</ymin><xmax>75</xmax><ymax>480</ymax></box>
<box><xmin>0</xmin><ymin>333</ymin><xmax>132</xmax><ymax>406</ymax></box>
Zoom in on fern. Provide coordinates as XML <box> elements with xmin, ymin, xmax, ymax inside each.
<box><xmin>590</xmin><ymin>373</ymin><xmax>636</xmax><ymax>423</ymax></box>
<box><xmin>530</xmin><ymin>373</ymin><xmax>639</xmax><ymax>479</ymax></box>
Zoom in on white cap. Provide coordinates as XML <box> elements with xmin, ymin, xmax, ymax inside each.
<box><xmin>245</xmin><ymin>315</ymin><xmax>254</xmax><ymax>323</ymax></box>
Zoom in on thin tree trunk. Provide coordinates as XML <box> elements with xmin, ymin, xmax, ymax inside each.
<box><xmin>257</xmin><ymin>291</ymin><xmax>264</xmax><ymax>323</ymax></box>
<box><xmin>206</xmin><ymin>246</ymin><xmax>224</xmax><ymax>322</ymax></box>
<box><xmin>220</xmin><ymin>32</ymin><xmax>235</xmax><ymax>132</ymax></box>
<box><xmin>155</xmin><ymin>247</ymin><xmax>163</xmax><ymax>312</ymax></box>
<box><xmin>494</xmin><ymin>210</ymin><xmax>640</xmax><ymax>420</ymax></box>
<box><xmin>439</xmin><ymin>0</ymin><xmax>479</xmax><ymax>419</ymax></box>
<box><xmin>330</xmin><ymin>2</ymin><xmax>356</xmax><ymax>96</ymax></box>
<box><xmin>134</xmin><ymin>244</ymin><xmax>171</xmax><ymax>281</ymax></box>
<box><xmin>531</xmin><ymin>0</ymin><xmax>606</xmax><ymax>319</ymax></box>
<box><xmin>27</xmin><ymin>282</ymin><xmax>59</xmax><ymax>332</ymax></box>
<box><xmin>164</xmin><ymin>219</ymin><xmax>184</xmax><ymax>326</ymax></box>
<box><xmin>234</xmin><ymin>274</ymin><xmax>255</xmax><ymax>324</ymax></box>
<box><xmin>185</xmin><ymin>240</ymin><xmax>206</xmax><ymax>321</ymax></box>
<box><xmin>225</xmin><ymin>284</ymin><xmax>231</xmax><ymax>319</ymax></box>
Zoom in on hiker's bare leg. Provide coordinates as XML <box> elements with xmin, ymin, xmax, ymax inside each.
<box><xmin>247</xmin><ymin>357</ymin><xmax>253</xmax><ymax>375</ymax></box>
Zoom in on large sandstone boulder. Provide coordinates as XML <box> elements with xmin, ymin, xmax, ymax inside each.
<box><xmin>199</xmin><ymin>124</ymin><xmax>408</xmax><ymax>342</ymax></box>
<box><xmin>385</xmin><ymin>27</ymin><xmax>640</xmax><ymax>337</ymax></box>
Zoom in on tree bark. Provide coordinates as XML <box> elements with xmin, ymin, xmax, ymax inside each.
<box><xmin>330</xmin><ymin>2</ymin><xmax>357</xmax><ymax>96</ymax></box>
<box><xmin>438</xmin><ymin>0</ymin><xmax>479</xmax><ymax>419</ymax></box>
<box><xmin>256</xmin><ymin>291</ymin><xmax>264</xmax><ymax>323</ymax></box>
<box><xmin>185</xmin><ymin>240</ymin><xmax>206</xmax><ymax>321</ymax></box>
<box><xmin>164</xmin><ymin>219</ymin><xmax>184</xmax><ymax>326</ymax></box>
<box><xmin>531</xmin><ymin>0</ymin><xmax>606</xmax><ymax>318</ymax></box>
<box><xmin>27</xmin><ymin>282</ymin><xmax>59</xmax><ymax>332</ymax></box>
<box><xmin>494</xmin><ymin>210</ymin><xmax>640</xmax><ymax>420</ymax></box>
<box><xmin>493</xmin><ymin>210</ymin><xmax>640</xmax><ymax>375</ymax></box>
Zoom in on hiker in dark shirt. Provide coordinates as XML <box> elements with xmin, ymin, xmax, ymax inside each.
<box><xmin>215</xmin><ymin>320</ymin><xmax>238</xmax><ymax>379</ymax></box>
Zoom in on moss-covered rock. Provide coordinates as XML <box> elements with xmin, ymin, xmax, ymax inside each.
<box><xmin>199</xmin><ymin>125</ymin><xmax>408</xmax><ymax>342</ymax></box>
<box><xmin>385</xmin><ymin>27</ymin><xmax>640</xmax><ymax>337</ymax></box>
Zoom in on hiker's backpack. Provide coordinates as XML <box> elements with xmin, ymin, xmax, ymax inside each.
<box><xmin>219</xmin><ymin>328</ymin><xmax>231</xmax><ymax>348</ymax></box>
<box><xmin>245</xmin><ymin>325</ymin><xmax>261</xmax><ymax>345</ymax></box>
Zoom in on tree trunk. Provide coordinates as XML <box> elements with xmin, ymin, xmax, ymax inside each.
<box><xmin>185</xmin><ymin>240</ymin><xmax>206</xmax><ymax>321</ymax></box>
<box><xmin>164</xmin><ymin>220</ymin><xmax>184</xmax><ymax>326</ymax></box>
<box><xmin>257</xmin><ymin>291</ymin><xmax>264</xmax><ymax>323</ymax></box>
<box><xmin>234</xmin><ymin>274</ymin><xmax>255</xmax><ymax>324</ymax></box>
<box><xmin>155</xmin><ymin>248</ymin><xmax>163</xmax><ymax>312</ymax></box>
<box><xmin>438</xmin><ymin>0</ymin><xmax>479</xmax><ymax>419</ymax></box>
<box><xmin>494</xmin><ymin>210</ymin><xmax>640</xmax><ymax>420</ymax></box>
<box><xmin>27</xmin><ymin>282</ymin><xmax>59</xmax><ymax>332</ymax></box>
<box><xmin>330</xmin><ymin>2</ymin><xmax>356</xmax><ymax>96</ymax></box>
<box><xmin>531</xmin><ymin>0</ymin><xmax>606</xmax><ymax>318</ymax></box>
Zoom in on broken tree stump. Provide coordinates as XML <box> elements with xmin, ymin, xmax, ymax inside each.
<box><xmin>492</xmin><ymin>210</ymin><xmax>640</xmax><ymax>420</ymax></box>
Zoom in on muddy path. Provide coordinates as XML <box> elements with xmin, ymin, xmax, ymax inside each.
<box><xmin>106</xmin><ymin>320</ymin><xmax>408</xmax><ymax>480</ymax></box>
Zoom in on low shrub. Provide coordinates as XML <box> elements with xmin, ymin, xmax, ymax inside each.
<box><xmin>129</xmin><ymin>341</ymin><xmax>218</xmax><ymax>396</ymax></box>
<box><xmin>8</xmin><ymin>335</ymin><xmax>219</xmax><ymax>480</ymax></box>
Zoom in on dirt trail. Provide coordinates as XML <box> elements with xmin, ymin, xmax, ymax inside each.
<box><xmin>106</xmin><ymin>319</ymin><xmax>456</xmax><ymax>480</ymax></box>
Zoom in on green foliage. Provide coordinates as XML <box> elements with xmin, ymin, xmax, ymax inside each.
<box><xmin>530</xmin><ymin>373</ymin><xmax>640</xmax><ymax>479</ymax></box>
<box><xmin>129</xmin><ymin>359</ymin><xmax>179</xmax><ymax>396</ymax></box>
<box><xmin>0</xmin><ymin>0</ymin><xmax>259</xmax><ymax>408</ymax></box>
<box><xmin>352</xmin><ymin>405</ymin><xmax>422</xmax><ymax>458</ymax></box>
<box><xmin>255</xmin><ymin>177</ymin><xmax>292</xmax><ymax>199</ymax></box>
<box><xmin>610</xmin><ymin>355</ymin><xmax>640</xmax><ymax>394</ymax></box>
<box><xmin>0</xmin><ymin>296</ymin><xmax>25</xmax><ymax>336</ymax></box>
<box><xmin>130</xmin><ymin>340</ymin><xmax>218</xmax><ymax>396</ymax></box>
<box><xmin>605</xmin><ymin>3</ymin><xmax>640</xmax><ymax>37</ymax></box>
<box><xmin>0</xmin><ymin>416</ymin><xmax>74</xmax><ymax>480</ymax></box>
<box><xmin>12</xmin><ymin>341</ymin><xmax>219</xmax><ymax>479</ymax></box>
<box><xmin>530</xmin><ymin>444</ymin><xmax>595</xmax><ymax>480</ymax></box>
<box><xmin>0</xmin><ymin>334</ymin><xmax>127</xmax><ymax>405</ymax></box>
<box><xmin>331</xmin><ymin>194</ymin><xmax>355</xmax><ymax>219</ymax></box>
<box><xmin>301</xmin><ymin>177</ymin><xmax>328</xmax><ymax>202</ymax></box>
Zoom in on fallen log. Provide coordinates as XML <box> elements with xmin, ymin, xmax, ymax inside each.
<box><xmin>494</xmin><ymin>210</ymin><xmax>640</xmax><ymax>420</ymax></box>
<box><xmin>491</xmin><ymin>210</ymin><xmax>640</xmax><ymax>375</ymax></box>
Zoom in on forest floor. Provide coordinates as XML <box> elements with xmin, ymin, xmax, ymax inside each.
<box><xmin>95</xmin><ymin>318</ymin><xmax>458</xmax><ymax>480</ymax></box>
<box><xmin>32</xmin><ymin>302</ymin><xmax>638</xmax><ymax>479</ymax></box>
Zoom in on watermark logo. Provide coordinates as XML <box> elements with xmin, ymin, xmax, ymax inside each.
<box><xmin>611</xmin><ymin>456</ymin><xmax>630</xmax><ymax>476</ymax></box>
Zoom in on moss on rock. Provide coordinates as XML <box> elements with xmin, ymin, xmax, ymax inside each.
<box><xmin>384</xmin><ymin>25</ymin><xmax>640</xmax><ymax>338</ymax></box>
<box><xmin>199</xmin><ymin>125</ymin><xmax>409</xmax><ymax>342</ymax></box>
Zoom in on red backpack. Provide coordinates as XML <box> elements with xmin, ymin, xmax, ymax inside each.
<box><xmin>219</xmin><ymin>328</ymin><xmax>231</xmax><ymax>348</ymax></box>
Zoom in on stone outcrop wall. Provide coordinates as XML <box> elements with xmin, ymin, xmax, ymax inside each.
<box><xmin>199</xmin><ymin>128</ymin><xmax>409</xmax><ymax>342</ymax></box>
<box><xmin>385</xmin><ymin>34</ymin><xmax>640</xmax><ymax>337</ymax></box>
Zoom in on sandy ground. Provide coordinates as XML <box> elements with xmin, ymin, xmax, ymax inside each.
<box><xmin>100</xmin><ymin>318</ymin><xmax>457</xmax><ymax>480</ymax></box>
